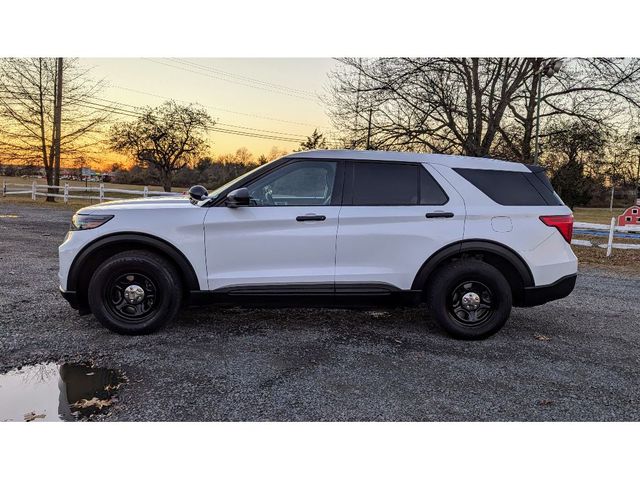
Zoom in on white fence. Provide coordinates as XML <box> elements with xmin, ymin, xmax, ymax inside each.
<box><xmin>2</xmin><ymin>180</ymin><xmax>182</xmax><ymax>203</ymax></box>
<box><xmin>573</xmin><ymin>220</ymin><xmax>640</xmax><ymax>254</ymax></box>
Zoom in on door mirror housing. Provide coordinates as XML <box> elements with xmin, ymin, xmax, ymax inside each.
<box><xmin>226</xmin><ymin>187</ymin><xmax>251</xmax><ymax>208</ymax></box>
<box><xmin>188</xmin><ymin>185</ymin><xmax>209</xmax><ymax>205</ymax></box>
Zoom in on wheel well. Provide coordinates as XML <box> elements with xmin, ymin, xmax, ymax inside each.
<box><xmin>414</xmin><ymin>241</ymin><xmax>533</xmax><ymax>307</ymax></box>
<box><xmin>69</xmin><ymin>234</ymin><xmax>199</xmax><ymax>309</ymax></box>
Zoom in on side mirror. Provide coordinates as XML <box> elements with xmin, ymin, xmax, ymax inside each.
<box><xmin>226</xmin><ymin>187</ymin><xmax>251</xmax><ymax>208</ymax></box>
<box><xmin>188</xmin><ymin>185</ymin><xmax>208</xmax><ymax>205</ymax></box>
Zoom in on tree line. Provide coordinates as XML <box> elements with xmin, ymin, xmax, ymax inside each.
<box><xmin>327</xmin><ymin>57</ymin><xmax>640</xmax><ymax>207</ymax></box>
<box><xmin>0</xmin><ymin>57</ymin><xmax>329</xmax><ymax>194</ymax></box>
<box><xmin>2</xmin><ymin>57</ymin><xmax>639</xmax><ymax>206</ymax></box>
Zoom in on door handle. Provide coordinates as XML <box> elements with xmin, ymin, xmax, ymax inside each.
<box><xmin>296</xmin><ymin>214</ymin><xmax>326</xmax><ymax>222</ymax></box>
<box><xmin>425</xmin><ymin>212</ymin><xmax>454</xmax><ymax>219</ymax></box>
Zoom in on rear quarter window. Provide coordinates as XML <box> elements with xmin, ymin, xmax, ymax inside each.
<box><xmin>453</xmin><ymin>168</ymin><xmax>563</xmax><ymax>206</ymax></box>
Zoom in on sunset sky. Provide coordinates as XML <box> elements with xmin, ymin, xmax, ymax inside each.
<box><xmin>79</xmin><ymin>58</ymin><xmax>339</xmax><ymax>160</ymax></box>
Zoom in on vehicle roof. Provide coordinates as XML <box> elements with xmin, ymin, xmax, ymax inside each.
<box><xmin>284</xmin><ymin>149</ymin><xmax>531</xmax><ymax>172</ymax></box>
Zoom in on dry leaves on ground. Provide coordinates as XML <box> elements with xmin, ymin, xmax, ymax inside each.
<box><xmin>71</xmin><ymin>397</ymin><xmax>114</xmax><ymax>410</ymax></box>
<box><xmin>24</xmin><ymin>412</ymin><xmax>46</xmax><ymax>422</ymax></box>
<box><xmin>534</xmin><ymin>334</ymin><xmax>551</xmax><ymax>341</ymax></box>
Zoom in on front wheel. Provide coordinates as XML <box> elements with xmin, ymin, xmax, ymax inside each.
<box><xmin>87</xmin><ymin>250</ymin><xmax>182</xmax><ymax>334</ymax></box>
<box><xmin>427</xmin><ymin>260</ymin><xmax>512</xmax><ymax>340</ymax></box>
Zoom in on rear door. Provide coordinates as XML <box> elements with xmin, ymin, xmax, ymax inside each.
<box><xmin>335</xmin><ymin>161</ymin><xmax>465</xmax><ymax>291</ymax></box>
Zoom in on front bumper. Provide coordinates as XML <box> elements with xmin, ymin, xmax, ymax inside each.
<box><xmin>60</xmin><ymin>287</ymin><xmax>91</xmax><ymax>315</ymax></box>
<box><xmin>59</xmin><ymin>286</ymin><xmax>79</xmax><ymax>309</ymax></box>
<box><xmin>520</xmin><ymin>273</ymin><xmax>577</xmax><ymax>307</ymax></box>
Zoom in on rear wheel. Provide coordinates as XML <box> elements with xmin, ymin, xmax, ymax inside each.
<box><xmin>427</xmin><ymin>260</ymin><xmax>512</xmax><ymax>340</ymax></box>
<box><xmin>87</xmin><ymin>250</ymin><xmax>182</xmax><ymax>334</ymax></box>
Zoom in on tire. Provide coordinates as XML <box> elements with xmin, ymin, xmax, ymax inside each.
<box><xmin>87</xmin><ymin>250</ymin><xmax>182</xmax><ymax>335</ymax></box>
<box><xmin>427</xmin><ymin>259</ymin><xmax>512</xmax><ymax>340</ymax></box>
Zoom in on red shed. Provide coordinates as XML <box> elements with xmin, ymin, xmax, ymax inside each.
<box><xmin>618</xmin><ymin>204</ymin><xmax>640</xmax><ymax>226</ymax></box>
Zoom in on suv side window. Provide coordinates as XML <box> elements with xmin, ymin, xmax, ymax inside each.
<box><xmin>245</xmin><ymin>160</ymin><xmax>338</xmax><ymax>206</ymax></box>
<box><xmin>351</xmin><ymin>162</ymin><xmax>419</xmax><ymax>205</ymax></box>
<box><xmin>348</xmin><ymin>162</ymin><xmax>448</xmax><ymax>206</ymax></box>
<box><xmin>453</xmin><ymin>168</ymin><xmax>563</xmax><ymax>206</ymax></box>
<box><xmin>420</xmin><ymin>167</ymin><xmax>449</xmax><ymax>205</ymax></box>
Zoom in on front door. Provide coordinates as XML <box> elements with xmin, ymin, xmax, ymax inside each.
<box><xmin>203</xmin><ymin>159</ymin><xmax>343</xmax><ymax>291</ymax></box>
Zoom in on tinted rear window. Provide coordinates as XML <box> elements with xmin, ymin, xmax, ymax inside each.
<box><xmin>453</xmin><ymin>168</ymin><xmax>562</xmax><ymax>206</ymax></box>
<box><xmin>352</xmin><ymin>162</ymin><xmax>419</xmax><ymax>205</ymax></box>
<box><xmin>350</xmin><ymin>162</ymin><xmax>448</xmax><ymax>206</ymax></box>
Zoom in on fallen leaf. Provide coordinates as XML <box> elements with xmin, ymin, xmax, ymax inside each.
<box><xmin>534</xmin><ymin>334</ymin><xmax>551</xmax><ymax>341</ymax></box>
<box><xmin>24</xmin><ymin>412</ymin><xmax>46</xmax><ymax>422</ymax></box>
<box><xmin>71</xmin><ymin>397</ymin><xmax>114</xmax><ymax>410</ymax></box>
<box><xmin>539</xmin><ymin>399</ymin><xmax>553</xmax><ymax>406</ymax></box>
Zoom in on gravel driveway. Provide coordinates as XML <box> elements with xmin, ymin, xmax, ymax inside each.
<box><xmin>1</xmin><ymin>201</ymin><xmax>639</xmax><ymax>421</ymax></box>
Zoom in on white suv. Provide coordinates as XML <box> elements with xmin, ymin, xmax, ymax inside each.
<box><xmin>59</xmin><ymin>150</ymin><xmax>577</xmax><ymax>339</ymax></box>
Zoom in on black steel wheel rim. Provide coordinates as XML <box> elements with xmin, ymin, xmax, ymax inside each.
<box><xmin>104</xmin><ymin>272</ymin><xmax>158</xmax><ymax>323</ymax></box>
<box><xmin>448</xmin><ymin>280</ymin><xmax>495</xmax><ymax>326</ymax></box>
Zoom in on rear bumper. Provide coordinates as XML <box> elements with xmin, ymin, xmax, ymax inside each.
<box><xmin>520</xmin><ymin>273</ymin><xmax>577</xmax><ymax>307</ymax></box>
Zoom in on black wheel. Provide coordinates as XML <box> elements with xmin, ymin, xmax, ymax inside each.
<box><xmin>427</xmin><ymin>260</ymin><xmax>512</xmax><ymax>340</ymax></box>
<box><xmin>87</xmin><ymin>250</ymin><xmax>182</xmax><ymax>334</ymax></box>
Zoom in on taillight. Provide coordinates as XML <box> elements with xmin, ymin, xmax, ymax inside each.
<box><xmin>540</xmin><ymin>215</ymin><xmax>574</xmax><ymax>244</ymax></box>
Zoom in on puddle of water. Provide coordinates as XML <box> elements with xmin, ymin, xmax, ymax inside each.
<box><xmin>0</xmin><ymin>362</ymin><xmax>126</xmax><ymax>422</ymax></box>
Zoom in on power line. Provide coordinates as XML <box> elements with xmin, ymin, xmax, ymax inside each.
<box><xmin>144</xmin><ymin>58</ymin><xmax>318</xmax><ymax>102</ymax></box>
<box><xmin>87</xmin><ymin>100</ymin><xmax>303</xmax><ymax>142</ymax></box>
<box><xmin>0</xmin><ymin>94</ymin><xmax>308</xmax><ymax>143</ymax></box>
<box><xmin>1</xmin><ymin>84</ymin><xmax>343</xmax><ymax>147</ymax></box>
<box><xmin>88</xmin><ymin>95</ymin><xmax>308</xmax><ymax>138</ymax></box>
<box><xmin>168</xmin><ymin>58</ymin><xmax>317</xmax><ymax>97</ymax></box>
<box><xmin>109</xmin><ymin>84</ymin><xmax>327</xmax><ymax>128</ymax></box>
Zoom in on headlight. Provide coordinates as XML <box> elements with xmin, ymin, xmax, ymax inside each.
<box><xmin>70</xmin><ymin>214</ymin><xmax>114</xmax><ymax>231</ymax></box>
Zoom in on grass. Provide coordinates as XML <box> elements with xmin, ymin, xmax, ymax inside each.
<box><xmin>573</xmin><ymin>233</ymin><xmax>640</xmax><ymax>245</ymax></box>
<box><xmin>573</xmin><ymin>244</ymin><xmax>640</xmax><ymax>275</ymax></box>
<box><xmin>572</xmin><ymin>207</ymin><xmax>627</xmax><ymax>224</ymax></box>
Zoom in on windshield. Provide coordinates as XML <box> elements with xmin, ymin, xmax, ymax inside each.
<box><xmin>207</xmin><ymin>161</ymin><xmax>274</xmax><ymax>200</ymax></box>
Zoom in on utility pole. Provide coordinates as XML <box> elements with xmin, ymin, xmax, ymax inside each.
<box><xmin>533</xmin><ymin>58</ymin><xmax>564</xmax><ymax>165</ymax></box>
<box><xmin>353</xmin><ymin>69</ymin><xmax>361</xmax><ymax>149</ymax></box>
<box><xmin>53</xmin><ymin>57</ymin><xmax>63</xmax><ymax>189</ymax></box>
<box><xmin>533</xmin><ymin>71</ymin><xmax>543</xmax><ymax>165</ymax></box>
<box><xmin>635</xmin><ymin>135</ymin><xmax>640</xmax><ymax>205</ymax></box>
<box><xmin>365</xmin><ymin>106</ymin><xmax>373</xmax><ymax>150</ymax></box>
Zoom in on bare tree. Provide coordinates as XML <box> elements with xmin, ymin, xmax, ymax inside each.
<box><xmin>328</xmin><ymin>58</ymin><xmax>640</xmax><ymax>162</ymax></box>
<box><xmin>329</xmin><ymin>58</ymin><xmax>538</xmax><ymax>156</ymax></box>
<box><xmin>0</xmin><ymin>58</ymin><xmax>109</xmax><ymax>200</ymax></box>
<box><xmin>109</xmin><ymin>101</ymin><xmax>212</xmax><ymax>191</ymax></box>
<box><xmin>504</xmin><ymin>58</ymin><xmax>640</xmax><ymax>160</ymax></box>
